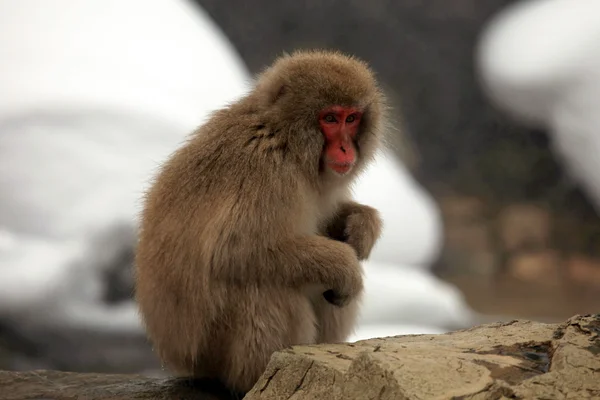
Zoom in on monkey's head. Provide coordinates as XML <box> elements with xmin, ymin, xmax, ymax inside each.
<box><xmin>254</xmin><ymin>50</ymin><xmax>386</xmax><ymax>181</ymax></box>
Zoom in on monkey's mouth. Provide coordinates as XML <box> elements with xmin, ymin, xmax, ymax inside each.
<box><xmin>327</xmin><ymin>161</ymin><xmax>354</xmax><ymax>175</ymax></box>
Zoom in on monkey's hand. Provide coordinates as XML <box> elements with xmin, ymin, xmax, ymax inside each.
<box><xmin>251</xmin><ymin>236</ymin><xmax>363</xmax><ymax>308</ymax></box>
<box><xmin>317</xmin><ymin>239</ymin><xmax>363</xmax><ymax>307</ymax></box>
<box><xmin>325</xmin><ymin>202</ymin><xmax>382</xmax><ymax>260</ymax></box>
<box><xmin>323</xmin><ymin>288</ymin><xmax>354</xmax><ymax>307</ymax></box>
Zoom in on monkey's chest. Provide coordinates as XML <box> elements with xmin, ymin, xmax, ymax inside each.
<box><xmin>315</xmin><ymin>191</ymin><xmax>348</xmax><ymax>232</ymax></box>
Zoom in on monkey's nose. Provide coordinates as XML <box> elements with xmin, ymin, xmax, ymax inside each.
<box><xmin>340</xmin><ymin>146</ymin><xmax>346</xmax><ymax>154</ymax></box>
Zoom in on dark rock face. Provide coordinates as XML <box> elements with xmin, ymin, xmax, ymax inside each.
<box><xmin>0</xmin><ymin>322</ymin><xmax>161</xmax><ymax>375</ymax></box>
<box><xmin>0</xmin><ymin>370</ymin><xmax>241</xmax><ymax>400</ymax></box>
<box><xmin>193</xmin><ymin>0</ymin><xmax>538</xmax><ymax>189</ymax></box>
<box><xmin>0</xmin><ymin>220</ymin><xmax>156</xmax><ymax>375</ymax></box>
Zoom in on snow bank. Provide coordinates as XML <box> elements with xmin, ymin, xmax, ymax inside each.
<box><xmin>353</xmin><ymin>149</ymin><xmax>443</xmax><ymax>268</ymax></box>
<box><xmin>477</xmin><ymin>0</ymin><xmax>600</xmax><ymax>210</ymax></box>
<box><xmin>0</xmin><ymin>0</ymin><xmax>249</xmax><ymax>328</ymax></box>
<box><xmin>0</xmin><ymin>0</ymin><xmax>469</xmax><ymax>338</ymax></box>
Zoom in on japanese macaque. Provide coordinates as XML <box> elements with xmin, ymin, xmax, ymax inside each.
<box><xmin>134</xmin><ymin>49</ymin><xmax>386</xmax><ymax>393</ymax></box>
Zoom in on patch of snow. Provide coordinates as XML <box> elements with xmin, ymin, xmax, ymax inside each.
<box><xmin>0</xmin><ymin>0</ymin><xmax>249</xmax><ymax>331</ymax></box>
<box><xmin>477</xmin><ymin>0</ymin><xmax>600</xmax><ymax>210</ymax></box>
<box><xmin>0</xmin><ymin>229</ymin><xmax>84</xmax><ymax>315</ymax></box>
<box><xmin>0</xmin><ymin>226</ymin><xmax>142</xmax><ymax>335</ymax></box>
<box><xmin>353</xmin><ymin>149</ymin><xmax>443</xmax><ymax>268</ymax></box>
<box><xmin>0</xmin><ymin>111</ymin><xmax>192</xmax><ymax>238</ymax></box>
<box><xmin>0</xmin><ymin>0</ymin><xmax>460</xmax><ymax>340</ymax></box>
<box><xmin>348</xmin><ymin>324</ymin><xmax>446</xmax><ymax>343</ymax></box>
<box><xmin>357</xmin><ymin>261</ymin><xmax>474</xmax><ymax>329</ymax></box>
<box><xmin>0</xmin><ymin>0</ymin><xmax>251</xmax><ymax>131</ymax></box>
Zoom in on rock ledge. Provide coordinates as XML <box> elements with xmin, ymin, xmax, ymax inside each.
<box><xmin>1</xmin><ymin>315</ymin><xmax>599</xmax><ymax>400</ymax></box>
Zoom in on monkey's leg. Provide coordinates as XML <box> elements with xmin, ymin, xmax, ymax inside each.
<box><xmin>222</xmin><ymin>288</ymin><xmax>317</xmax><ymax>393</ymax></box>
<box><xmin>314</xmin><ymin>296</ymin><xmax>361</xmax><ymax>343</ymax></box>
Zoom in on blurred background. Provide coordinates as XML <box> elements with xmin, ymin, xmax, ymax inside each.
<box><xmin>1</xmin><ymin>0</ymin><xmax>599</xmax><ymax>378</ymax></box>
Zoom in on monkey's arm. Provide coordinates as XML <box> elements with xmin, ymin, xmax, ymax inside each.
<box><xmin>325</xmin><ymin>201</ymin><xmax>382</xmax><ymax>260</ymax></box>
<box><xmin>212</xmin><ymin>235</ymin><xmax>362</xmax><ymax>306</ymax></box>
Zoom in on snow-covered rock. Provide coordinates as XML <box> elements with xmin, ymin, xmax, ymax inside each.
<box><xmin>0</xmin><ymin>229</ymin><xmax>85</xmax><ymax>315</ymax></box>
<box><xmin>0</xmin><ymin>0</ymin><xmax>250</xmax><ymax>132</ymax></box>
<box><xmin>0</xmin><ymin>0</ymin><xmax>250</xmax><ymax>239</ymax></box>
<box><xmin>477</xmin><ymin>0</ymin><xmax>600</xmax><ymax>210</ymax></box>
<box><xmin>0</xmin><ymin>0</ymin><xmax>249</xmax><ymax>329</ymax></box>
<box><xmin>0</xmin><ymin>0</ymin><xmax>462</xmax><ymax>342</ymax></box>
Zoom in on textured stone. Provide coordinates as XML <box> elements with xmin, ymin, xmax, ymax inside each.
<box><xmin>247</xmin><ymin>314</ymin><xmax>600</xmax><ymax>399</ymax></box>
<box><xmin>2</xmin><ymin>315</ymin><xmax>599</xmax><ymax>399</ymax></box>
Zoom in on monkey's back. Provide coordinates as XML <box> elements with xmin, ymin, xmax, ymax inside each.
<box><xmin>134</xmin><ymin>105</ymin><xmax>313</xmax><ymax>378</ymax></box>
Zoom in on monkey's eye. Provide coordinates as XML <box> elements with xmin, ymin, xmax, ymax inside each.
<box><xmin>346</xmin><ymin>114</ymin><xmax>356</xmax><ymax>123</ymax></box>
<box><xmin>323</xmin><ymin>114</ymin><xmax>337</xmax><ymax>123</ymax></box>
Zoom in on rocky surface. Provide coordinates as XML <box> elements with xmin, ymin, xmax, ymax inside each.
<box><xmin>247</xmin><ymin>314</ymin><xmax>600</xmax><ymax>399</ymax></box>
<box><xmin>1</xmin><ymin>314</ymin><xmax>598</xmax><ymax>399</ymax></box>
<box><xmin>0</xmin><ymin>370</ymin><xmax>239</xmax><ymax>400</ymax></box>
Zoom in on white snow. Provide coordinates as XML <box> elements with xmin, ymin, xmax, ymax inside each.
<box><xmin>477</xmin><ymin>0</ymin><xmax>600</xmax><ymax>211</ymax></box>
<box><xmin>357</xmin><ymin>261</ymin><xmax>473</xmax><ymax>329</ymax></box>
<box><xmin>0</xmin><ymin>0</ymin><xmax>250</xmax><ymax>132</ymax></box>
<box><xmin>0</xmin><ymin>229</ymin><xmax>85</xmax><ymax>315</ymax></box>
<box><xmin>352</xmin><ymin>149</ymin><xmax>443</xmax><ymax>268</ymax></box>
<box><xmin>349</xmin><ymin>324</ymin><xmax>445</xmax><ymax>343</ymax></box>
<box><xmin>0</xmin><ymin>0</ymin><xmax>473</xmax><ymax>342</ymax></box>
<box><xmin>0</xmin><ymin>0</ymin><xmax>249</xmax><ymax>331</ymax></box>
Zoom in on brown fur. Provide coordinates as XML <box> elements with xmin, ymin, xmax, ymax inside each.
<box><xmin>134</xmin><ymin>49</ymin><xmax>386</xmax><ymax>393</ymax></box>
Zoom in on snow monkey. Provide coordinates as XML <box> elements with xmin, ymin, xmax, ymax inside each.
<box><xmin>135</xmin><ymin>49</ymin><xmax>386</xmax><ymax>393</ymax></box>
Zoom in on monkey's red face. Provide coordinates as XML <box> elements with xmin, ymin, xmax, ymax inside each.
<box><xmin>318</xmin><ymin>105</ymin><xmax>363</xmax><ymax>175</ymax></box>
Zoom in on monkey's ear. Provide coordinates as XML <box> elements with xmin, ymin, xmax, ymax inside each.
<box><xmin>272</xmin><ymin>84</ymin><xmax>288</xmax><ymax>103</ymax></box>
<box><xmin>254</xmin><ymin>60</ymin><xmax>290</xmax><ymax>106</ymax></box>
<box><xmin>256</xmin><ymin>80</ymin><xmax>288</xmax><ymax>106</ymax></box>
